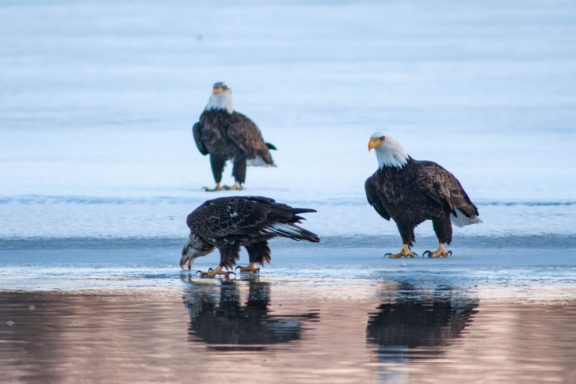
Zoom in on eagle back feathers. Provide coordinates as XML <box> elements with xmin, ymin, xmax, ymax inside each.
<box><xmin>365</xmin><ymin>159</ymin><xmax>480</xmax><ymax>226</ymax></box>
<box><xmin>414</xmin><ymin>160</ymin><xmax>480</xmax><ymax>222</ymax></box>
<box><xmin>228</xmin><ymin>112</ymin><xmax>275</xmax><ymax>165</ymax></box>
<box><xmin>193</xmin><ymin>110</ymin><xmax>275</xmax><ymax>165</ymax></box>
<box><xmin>187</xmin><ymin>196</ymin><xmax>319</xmax><ymax>245</ymax></box>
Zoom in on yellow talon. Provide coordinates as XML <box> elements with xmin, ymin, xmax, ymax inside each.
<box><xmin>224</xmin><ymin>182</ymin><xmax>243</xmax><ymax>191</ymax></box>
<box><xmin>424</xmin><ymin>243</ymin><xmax>452</xmax><ymax>258</ymax></box>
<box><xmin>203</xmin><ymin>183</ymin><xmax>225</xmax><ymax>192</ymax></box>
<box><xmin>197</xmin><ymin>266</ymin><xmax>235</xmax><ymax>279</ymax></box>
<box><xmin>235</xmin><ymin>262</ymin><xmax>260</xmax><ymax>273</ymax></box>
<box><xmin>386</xmin><ymin>244</ymin><xmax>417</xmax><ymax>258</ymax></box>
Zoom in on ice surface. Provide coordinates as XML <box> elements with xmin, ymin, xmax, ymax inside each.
<box><xmin>1</xmin><ymin>0</ymin><xmax>575</xmax><ymax>241</ymax></box>
<box><xmin>1</xmin><ymin>243</ymin><xmax>575</xmax><ymax>293</ymax></box>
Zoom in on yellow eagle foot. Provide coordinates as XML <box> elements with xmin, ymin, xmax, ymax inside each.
<box><xmin>202</xmin><ymin>183</ymin><xmax>225</xmax><ymax>192</ymax></box>
<box><xmin>196</xmin><ymin>267</ymin><xmax>235</xmax><ymax>279</ymax></box>
<box><xmin>235</xmin><ymin>263</ymin><xmax>261</xmax><ymax>274</ymax></box>
<box><xmin>385</xmin><ymin>244</ymin><xmax>417</xmax><ymax>259</ymax></box>
<box><xmin>423</xmin><ymin>244</ymin><xmax>452</xmax><ymax>258</ymax></box>
<box><xmin>224</xmin><ymin>183</ymin><xmax>243</xmax><ymax>191</ymax></box>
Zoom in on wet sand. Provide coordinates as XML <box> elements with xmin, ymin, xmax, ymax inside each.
<box><xmin>1</xmin><ymin>277</ymin><xmax>576</xmax><ymax>384</ymax></box>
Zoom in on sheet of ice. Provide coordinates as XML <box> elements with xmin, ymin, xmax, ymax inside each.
<box><xmin>0</xmin><ymin>0</ymin><xmax>575</xmax><ymax>240</ymax></box>
<box><xmin>1</xmin><ymin>244</ymin><xmax>575</xmax><ymax>293</ymax></box>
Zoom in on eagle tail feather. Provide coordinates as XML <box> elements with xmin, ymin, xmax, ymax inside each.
<box><xmin>292</xmin><ymin>208</ymin><xmax>317</xmax><ymax>215</ymax></box>
<box><xmin>247</xmin><ymin>155</ymin><xmax>275</xmax><ymax>167</ymax></box>
<box><xmin>291</xmin><ymin>208</ymin><xmax>317</xmax><ymax>223</ymax></box>
<box><xmin>268</xmin><ymin>223</ymin><xmax>320</xmax><ymax>243</ymax></box>
<box><xmin>451</xmin><ymin>209</ymin><xmax>482</xmax><ymax>228</ymax></box>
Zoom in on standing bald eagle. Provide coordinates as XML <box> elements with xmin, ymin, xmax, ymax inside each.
<box><xmin>180</xmin><ymin>196</ymin><xmax>319</xmax><ymax>278</ymax></box>
<box><xmin>192</xmin><ymin>82</ymin><xmax>276</xmax><ymax>192</ymax></box>
<box><xmin>366</xmin><ymin>133</ymin><xmax>481</xmax><ymax>258</ymax></box>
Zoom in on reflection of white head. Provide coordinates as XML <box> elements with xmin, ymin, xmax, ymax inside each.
<box><xmin>368</xmin><ymin>132</ymin><xmax>410</xmax><ymax>169</ymax></box>
<box><xmin>205</xmin><ymin>81</ymin><xmax>234</xmax><ymax>113</ymax></box>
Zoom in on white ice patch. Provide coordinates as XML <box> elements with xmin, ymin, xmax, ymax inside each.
<box><xmin>230</xmin><ymin>211</ymin><xmax>239</xmax><ymax>218</ymax></box>
<box><xmin>451</xmin><ymin>209</ymin><xmax>483</xmax><ymax>228</ymax></box>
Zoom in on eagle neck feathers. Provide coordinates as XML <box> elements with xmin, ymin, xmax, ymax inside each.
<box><xmin>205</xmin><ymin>92</ymin><xmax>234</xmax><ymax>114</ymax></box>
<box><xmin>376</xmin><ymin>147</ymin><xmax>410</xmax><ymax>170</ymax></box>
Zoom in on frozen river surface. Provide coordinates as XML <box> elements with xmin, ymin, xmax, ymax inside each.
<box><xmin>0</xmin><ymin>0</ymin><xmax>575</xmax><ymax>241</ymax></box>
<box><xmin>1</xmin><ymin>0</ymin><xmax>576</xmax><ymax>382</ymax></box>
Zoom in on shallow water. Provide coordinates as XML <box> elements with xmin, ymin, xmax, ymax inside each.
<box><xmin>1</xmin><ymin>279</ymin><xmax>575</xmax><ymax>384</ymax></box>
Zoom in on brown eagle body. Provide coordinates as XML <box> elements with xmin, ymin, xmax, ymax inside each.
<box><xmin>181</xmin><ymin>196</ymin><xmax>319</xmax><ymax>275</ymax></box>
<box><xmin>366</xmin><ymin>158</ymin><xmax>479</xmax><ymax>246</ymax></box>
<box><xmin>366</xmin><ymin>133</ymin><xmax>480</xmax><ymax>257</ymax></box>
<box><xmin>193</xmin><ymin>82</ymin><xmax>275</xmax><ymax>190</ymax></box>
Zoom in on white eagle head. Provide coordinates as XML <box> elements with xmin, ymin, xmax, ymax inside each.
<box><xmin>368</xmin><ymin>132</ymin><xmax>410</xmax><ymax>169</ymax></box>
<box><xmin>205</xmin><ymin>81</ymin><xmax>234</xmax><ymax>113</ymax></box>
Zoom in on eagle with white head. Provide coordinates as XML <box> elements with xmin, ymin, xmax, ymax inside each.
<box><xmin>365</xmin><ymin>133</ymin><xmax>481</xmax><ymax>258</ymax></box>
<box><xmin>192</xmin><ymin>82</ymin><xmax>276</xmax><ymax>191</ymax></box>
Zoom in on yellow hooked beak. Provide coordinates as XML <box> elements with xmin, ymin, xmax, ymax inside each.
<box><xmin>212</xmin><ymin>87</ymin><xmax>223</xmax><ymax>94</ymax></box>
<box><xmin>368</xmin><ymin>137</ymin><xmax>382</xmax><ymax>151</ymax></box>
<box><xmin>180</xmin><ymin>254</ymin><xmax>190</xmax><ymax>270</ymax></box>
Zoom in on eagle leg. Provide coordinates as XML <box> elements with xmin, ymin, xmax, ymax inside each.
<box><xmin>385</xmin><ymin>244</ymin><xmax>418</xmax><ymax>258</ymax></box>
<box><xmin>202</xmin><ymin>183</ymin><xmax>226</xmax><ymax>192</ymax></box>
<box><xmin>224</xmin><ymin>182</ymin><xmax>243</xmax><ymax>191</ymax></box>
<box><xmin>423</xmin><ymin>243</ymin><xmax>452</xmax><ymax>258</ymax></box>
<box><xmin>235</xmin><ymin>262</ymin><xmax>261</xmax><ymax>274</ymax></box>
<box><xmin>196</xmin><ymin>266</ymin><xmax>236</xmax><ymax>279</ymax></box>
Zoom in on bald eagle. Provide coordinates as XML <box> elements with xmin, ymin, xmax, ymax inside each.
<box><xmin>192</xmin><ymin>82</ymin><xmax>276</xmax><ymax>192</ymax></box>
<box><xmin>367</xmin><ymin>283</ymin><xmax>478</xmax><ymax>356</ymax></box>
<box><xmin>183</xmin><ymin>281</ymin><xmax>316</xmax><ymax>347</ymax></box>
<box><xmin>366</xmin><ymin>133</ymin><xmax>481</xmax><ymax>258</ymax></box>
<box><xmin>180</xmin><ymin>196</ymin><xmax>319</xmax><ymax>278</ymax></box>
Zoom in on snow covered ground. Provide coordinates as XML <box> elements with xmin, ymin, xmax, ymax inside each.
<box><xmin>1</xmin><ymin>0</ymin><xmax>575</xmax><ymax>242</ymax></box>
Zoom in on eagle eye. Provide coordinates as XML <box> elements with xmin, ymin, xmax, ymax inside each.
<box><xmin>380</xmin><ymin>136</ymin><xmax>386</xmax><ymax>141</ymax></box>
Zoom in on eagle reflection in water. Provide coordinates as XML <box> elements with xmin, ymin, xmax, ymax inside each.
<box><xmin>182</xmin><ymin>278</ymin><xmax>318</xmax><ymax>350</ymax></box>
<box><xmin>366</xmin><ymin>282</ymin><xmax>478</xmax><ymax>361</ymax></box>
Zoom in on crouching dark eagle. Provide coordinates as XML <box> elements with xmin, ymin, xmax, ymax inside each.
<box><xmin>180</xmin><ymin>196</ymin><xmax>319</xmax><ymax>278</ymax></box>
<box><xmin>366</xmin><ymin>133</ymin><xmax>481</xmax><ymax>258</ymax></box>
<box><xmin>192</xmin><ymin>82</ymin><xmax>276</xmax><ymax>192</ymax></box>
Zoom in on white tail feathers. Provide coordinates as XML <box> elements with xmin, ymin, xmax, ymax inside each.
<box><xmin>265</xmin><ymin>223</ymin><xmax>320</xmax><ymax>242</ymax></box>
<box><xmin>270</xmin><ymin>223</ymin><xmax>303</xmax><ymax>236</ymax></box>
<box><xmin>248</xmin><ymin>156</ymin><xmax>274</xmax><ymax>167</ymax></box>
<box><xmin>451</xmin><ymin>209</ymin><xmax>482</xmax><ymax>228</ymax></box>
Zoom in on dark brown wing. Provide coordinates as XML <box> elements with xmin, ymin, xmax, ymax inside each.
<box><xmin>227</xmin><ymin>113</ymin><xmax>274</xmax><ymax>165</ymax></box>
<box><xmin>365</xmin><ymin>174</ymin><xmax>391</xmax><ymax>221</ymax></box>
<box><xmin>187</xmin><ymin>196</ymin><xmax>318</xmax><ymax>243</ymax></box>
<box><xmin>192</xmin><ymin>122</ymin><xmax>209</xmax><ymax>155</ymax></box>
<box><xmin>415</xmin><ymin>161</ymin><xmax>479</xmax><ymax>219</ymax></box>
